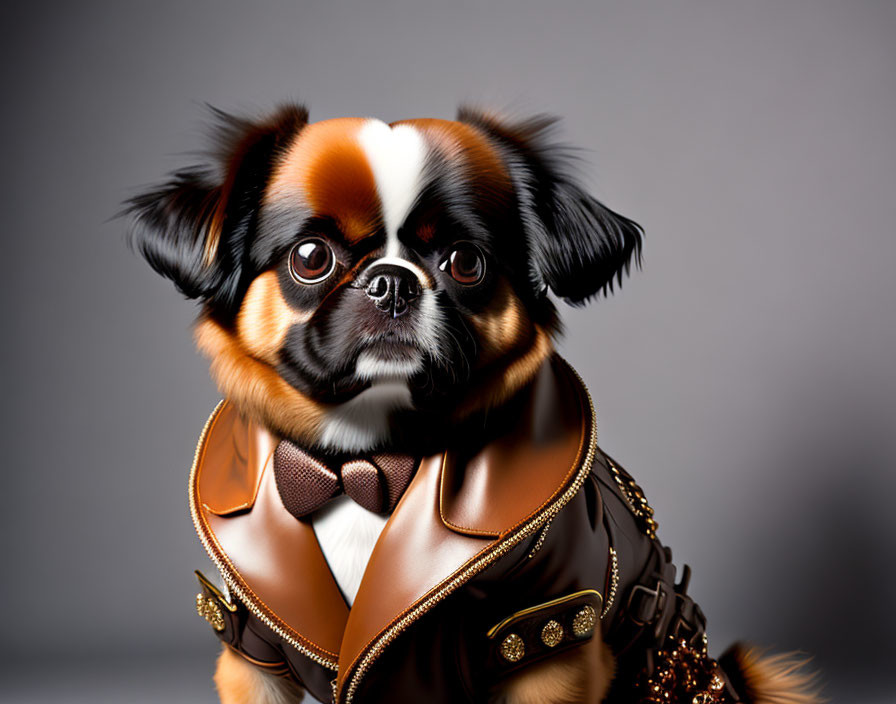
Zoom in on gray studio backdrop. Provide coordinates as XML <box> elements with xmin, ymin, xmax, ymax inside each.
<box><xmin>2</xmin><ymin>2</ymin><xmax>894</xmax><ymax>702</ymax></box>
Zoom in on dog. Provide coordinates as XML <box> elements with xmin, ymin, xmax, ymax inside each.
<box><xmin>127</xmin><ymin>104</ymin><xmax>821</xmax><ymax>704</ymax></box>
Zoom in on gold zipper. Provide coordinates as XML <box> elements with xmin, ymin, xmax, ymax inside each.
<box><xmin>527</xmin><ymin>516</ymin><xmax>554</xmax><ymax>559</ymax></box>
<box><xmin>188</xmin><ymin>400</ymin><xmax>339</xmax><ymax>672</ymax></box>
<box><xmin>340</xmin><ymin>360</ymin><xmax>598</xmax><ymax>703</ymax></box>
<box><xmin>601</xmin><ymin>547</ymin><xmax>619</xmax><ymax>620</ymax></box>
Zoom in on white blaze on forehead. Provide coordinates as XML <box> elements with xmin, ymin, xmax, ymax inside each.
<box><xmin>357</xmin><ymin>120</ymin><xmax>427</xmax><ymax>257</ymax></box>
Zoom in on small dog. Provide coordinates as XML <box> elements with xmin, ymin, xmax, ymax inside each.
<box><xmin>128</xmin><ymin>104</ymin><xmax>820</xmax><ymax>704</ymax></box>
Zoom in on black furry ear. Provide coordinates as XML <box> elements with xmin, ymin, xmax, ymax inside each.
<box><xmin>458</xmin><ymin>107</ymin><xmax>643</xmax><ymax>305</ymax></box>
<box><xmin>124</xmin><ymin>103</ymin><xmax>308</xmax><ymax>315</ymax></box>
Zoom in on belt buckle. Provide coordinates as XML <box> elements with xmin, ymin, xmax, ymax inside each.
<box><xmin>627</xmin><ymin>580</ymin><xmax>667</xmax><ymax>627</ymax></box>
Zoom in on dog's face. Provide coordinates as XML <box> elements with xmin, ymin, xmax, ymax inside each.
<box><xmin>128</xmin><ymin>105</ymin><xmax>641</xmax><ymax>451</ymax></box>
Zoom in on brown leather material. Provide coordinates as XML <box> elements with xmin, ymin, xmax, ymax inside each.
<box><xmin>198</xmin><ymin>404</ymin><xmax>273</xmax><ymax>516</ymax></box>
<box><xmin>193</xmin><ymin>404</ymin><xmax>350</xmax><ymax>661</ymax></box>
<box><xmin>208</xmin><ymin>466</ymin><xmax>351</xmax><ymax>658</ymax></box>
<box><xmin>439</xmin><ymin>359</ymin><xmax>586</xmax><ymax>537</ymax></box>
<box><xmin>335</xmin><ymin>453</ymin><xmax>494</xmax><ymax>694</ymax></box>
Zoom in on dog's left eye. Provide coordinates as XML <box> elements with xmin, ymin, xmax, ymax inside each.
<box><xmin>439</xmin><ymin>243</ymin><xmax>486</xmax><ymax>285</ymax></box>
<box><xmin>289</xmin><ymin>238</ymin><xmax>336</xmax><ymax>284</ymax></box>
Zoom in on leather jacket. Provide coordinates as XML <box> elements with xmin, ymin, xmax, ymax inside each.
<box><xmin>191</xmin><ymin>355</ymin><xmax>744</xmax><ymax>703</ymax></box>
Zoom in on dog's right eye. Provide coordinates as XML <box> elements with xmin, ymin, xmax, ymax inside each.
<box><xmin>289</xmin><ymin>238</ymin><xmax>336</xmax><ymax>284</ymax></box>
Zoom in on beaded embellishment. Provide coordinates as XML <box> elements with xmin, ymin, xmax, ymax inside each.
<box><xmin>636</xmin><ymin>636</ymin><xmax>735</xmax><ymax>704</ymax></box>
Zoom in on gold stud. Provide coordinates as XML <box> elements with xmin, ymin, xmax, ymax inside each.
<box><xmin>541</xmin><ymin>619</ymin><xmax>564</xmax><ymax>647</ymax></box>
<box><xmin>572</xmin><ymin>604</ymin><xmax>597</xmax><ymax>637</ymax></box>
<box><xmin>196</xmin><ymin>593</ymin><xmax>226</xmax><ymax>632</ymax></box>
<box><xmin>500</xmin><ymin>633</ymin><xmax>525</xmax><ymax>662</ymax></box>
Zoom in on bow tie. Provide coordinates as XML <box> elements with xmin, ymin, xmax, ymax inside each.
<box><xmin>273</xmin><ymin>439</ymin><xmax>419</xmax><ymax>518</ymax></box>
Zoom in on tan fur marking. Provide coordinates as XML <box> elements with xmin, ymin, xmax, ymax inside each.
<box><xmin>267</xmin><ymin>118</ymin><xmax>381</xmax><ymax>242</ymax></box>
<box><xmin>195</xmin><ymin>316</ymin><xmax>328</xmax><ymax>445</ymax></box>
<box><xmin>727</xmin><ymin>644</ymin><xmax>824</xmax><ymax>704</ymax></box>
<box><xmin>237</xmin><ymin>271</ymin><xmax>310</xmax><ymax>365</ymax></box>
<box><xmin>463</xmin><ymin>280</ymin><xmax>553</xmax><ymax>420</ymax></box>
<box><xmin>493</xmin><ymin>633</ymin><xmax>614</xmax><ymax>704</ymax></box>
<box><xmin>470</xmin><ymin>280</ymin><xmax>529</xmax><ymax>365</ymax></box>
<box><xmin>458</xmin><ymin>324</ymin><xmax>554</xmax><ymax>420</ymax></box>
<box><xmin>214</xmin><ymin>646</ymin><xmax>304</xmax><ymax>704</ymax></box>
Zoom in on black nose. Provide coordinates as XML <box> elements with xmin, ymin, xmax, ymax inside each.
<box><xmin>364</xmin><ymin>265</ymin><xmax>422</xmax><ymax>318</ymax></box>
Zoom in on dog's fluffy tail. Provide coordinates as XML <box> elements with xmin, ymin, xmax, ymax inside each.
<box><xmin>719</xmin><ymin>643</ymin><xmax>824</xmax><ymax>704</ymax></box>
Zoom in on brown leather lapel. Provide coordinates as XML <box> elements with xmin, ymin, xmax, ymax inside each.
<box><xmin>192</xmin><ymin>403</ymin><xmax>349</xmax><ymax>665</ymax></box>
<box><xmin>335</xmin><ymin>452</ymin><xmax>493</xmax><ymax>692</ymax></box>
<box><xmin>438</xmin><ymin>357</ymin><xmax>585</xmax><ymax>537</ymax></box>
<box><xmin>198</xmin><ymin>402</ymin><xmax>272</xmax><ymax>516</ymax></box>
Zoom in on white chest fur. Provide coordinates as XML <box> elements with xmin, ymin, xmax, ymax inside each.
<box><xmin>311</xmin><ymin>495</ymin><xmax>389</xmax><ymax>605</ymax></box>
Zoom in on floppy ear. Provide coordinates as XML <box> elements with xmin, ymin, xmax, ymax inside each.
<box><xmin>457</xmin><ymin>107</ymin><xmax>643</xmax><ymax>305</ymax></box>
<box><xmin>124</xmin><ymin>104</ymin><xmax>308</xmax><ymax>315</ymax></box>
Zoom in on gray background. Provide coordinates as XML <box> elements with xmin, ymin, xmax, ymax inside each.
<box><xmin>2</xmin><ymin>1</ymin><xmax>894</xmax><ymax>702</ymax></box>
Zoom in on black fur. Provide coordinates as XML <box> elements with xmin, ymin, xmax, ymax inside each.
<box><xmin>124</xmin><ymin>104</ymin><xmax>309</xmax><ymax>319</ymax></box>
<box><xmin>457</xmin><ymin>107</ymin><xmax>644</xmax><ymax>305</ymax></box>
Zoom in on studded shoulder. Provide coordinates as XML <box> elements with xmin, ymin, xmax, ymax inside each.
<box><xmin>485</xmin><ymin>589</ymin><xmax>602</xmax><ymax>674</ymax></box>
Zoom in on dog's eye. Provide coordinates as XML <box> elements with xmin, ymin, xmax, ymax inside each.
<box><xmin>289</xmin><ymin>238</ymin><xmax>336</xmax><ymax>284</ymax></box>
<box><xmin>439</xmin><ymin>243</ymin><xmax>485</xmax><ymax>285</ymax></box>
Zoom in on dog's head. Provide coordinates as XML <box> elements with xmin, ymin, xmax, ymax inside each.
<box><xmin>127</xmin><ymin>105</ymin><xmax>642</xmax><ymax>452</ymax></box>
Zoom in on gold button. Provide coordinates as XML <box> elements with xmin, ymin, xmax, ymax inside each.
<box><xmin>196</xmin><ymin>593</ymin><xmax>226</xmax><ymax>632</ymax></box>
<box><xmin>195</xmin><ymin>593</ymin><xmax>206</xmax><ymax>620</ymax></box>
<box><xmin>541</xmin><ymin>619</ymin><xmax>564</xmax><ymax>647</ymax></box>
<box><xmin>500</xmin><ymin>633</ymin><xmax>525</xmax><ymax>662</ymax></box>
<box><xmin>572</xmin><ymin>604</ymin><xmax>597</xmax><ymax>637</ymax></box>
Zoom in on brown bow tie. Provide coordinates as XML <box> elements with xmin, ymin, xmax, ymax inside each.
<box><xmin>273</xmin><ymin>439</ymin><xmax>419</xmax><ymax>518</ymax></box>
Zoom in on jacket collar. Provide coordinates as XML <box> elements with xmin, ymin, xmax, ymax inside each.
<box><xmin>189</xmin><ymin>353</ymin><xmax>593</xmax><ymax>701</ymax></box>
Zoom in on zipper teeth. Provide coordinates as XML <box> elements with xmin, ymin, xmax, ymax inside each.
<box><xmin>601</xmin><ymin>547</ymin><xmax>619</xmax><ymax>620</ymax></box>
<box><xmin>342</xmin><ymin>363</ymin><xmax>598</xmax><ymax>703</ymax></box>
<box><xmin>188</xmin><ymin>400</ymin><xmax>339</xmax><ymax>672</ymax></box>
<box><xmin>527</xmin><ymin>516</ymin><xmax>554</xmax><ymax>559</ymax></box>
